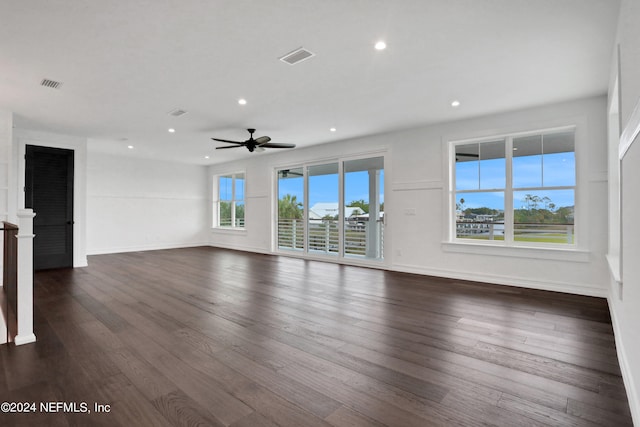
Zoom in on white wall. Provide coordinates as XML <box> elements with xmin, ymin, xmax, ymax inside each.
<box><xmin>209</xmin><ymin>96</ymin><xmax>609</xmax><ymax>297</ymax></box>
<box><xmin>607</xmin><ymin>0</ymin><xmax>640</xmax><ymax>423</ymax></box>
<box><xmin>86</xmin><ymin>151</ymin><xmax>209</xmax><ymax>254</ymax></box>
<box><xmin>14</xmin><ymin>128</ymin><xmax>88</xmax><ymax>267</ymax></box>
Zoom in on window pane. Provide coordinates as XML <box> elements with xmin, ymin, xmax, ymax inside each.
<box><xmin>219</xmin><ymin>201</ymin><xmax>232</xmax><ymax>226</ymax></box>
<box><xmin>343</xmin><ymin>157</ymin><xmax>384</xmax><ymax>260</ymax></box>
<box><xmin>219</xmin><ymin>175</ymin><xmax>233</xmax><ymax>200</ymax></box>
<box><xmin>235</xmin><ymin>201</ymin><xmax>245</xmax><ymax>227</ymax></box>
<box><xmin>235</xmin><ymin>173</ymin><xmax>245</xmax><ymax>200</ymax></box>
<box><xmin>542</xmin><ymin>131</ymin><xmax>575</xmax><ymax>187</ymax></box>
<box><xmin>513</xmin><ymin>189</ymin><xmax>574</xmax><ymax>244</ymax></box>
<box><xmin>479</xmin><ymin>140</ymin><xmax>505</xmax><ymax>189</ymax></box>
<box><xmin>308</xmin><ymin>163</ymin><xmax>339</xmax><ymax>255</ymax></box>
<box><xmin>456</xmin><ymin>192</ymin><xmax>505</xmax><ymax>240</ymax></box>
<box><xmin>456</xmin><ymin>140</ymin><xmax>505</xmax><ymax>190</ymax></box>
<box><xmin>455</xmin><ymin>143</ymin><xmax>479</xmax><ymax>190</ymax></box>
<box><xmin>513</xmin><ymin>135</ymin><xmax>542</xmax><ymax>188</ymax></box>
<box><xmin>277</xmin><ymin>168</ymin><xmax>304</xmax><ymax>251</ymax></box>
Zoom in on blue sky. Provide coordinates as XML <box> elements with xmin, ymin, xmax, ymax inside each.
<box><xmin>456</xmin><ymin>152</ymin><xmax>575</xmax><ymax>210</ymax></box>
<box><xmin>279</xmin><ymin>170</ymin><xmax>384</xmax><ymax>208</ymax></box>
<box><xmin>276</xmin><ymin>152</ymin><xmax>574</xmax><ymax>211</ymax></box>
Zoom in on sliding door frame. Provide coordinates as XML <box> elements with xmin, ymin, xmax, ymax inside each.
<box><xmin>273</xmin><ymin>149</ymin><xmax>388</xmax><ymax>268</ymax></box>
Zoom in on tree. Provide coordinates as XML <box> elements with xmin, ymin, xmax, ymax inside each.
<box><xmin>515</xmin><ymin>194</ymin><xmax>572</xmax><ymax>224</ymax></box>
<box><xmin>524</xmin><ymin>194</ymin><xmax>542</xmax><ymax>210</ymax></box>
<box><xmin>219</xmin><ymin>201</ymin><xmax>231</xmax><ymax>225</ymax></box>
<box><xmin>347</xmin><ymin>199</ymin><xmax>369</xmax><ymax>213</ymax></box>
<box><xmin>456</xmin><ymin>198</ymin><xmax>466</xmax><ymax>213</ymax></box>
<box><xmin>278</xmin><ymin>194</ymin><xmax>303</xmax><ymax>219</ymax></box>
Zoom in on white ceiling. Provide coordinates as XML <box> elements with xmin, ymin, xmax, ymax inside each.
<box><xmin>0</xmin><ymin>0</ymin><xmax>620</xmax><ymax>165</ymax></box>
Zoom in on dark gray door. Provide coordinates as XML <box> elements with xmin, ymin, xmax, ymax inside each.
<box><xmin>25</xmin><ymin>145</ymin><xmax>74</xmax><ymax>270</ymax></box>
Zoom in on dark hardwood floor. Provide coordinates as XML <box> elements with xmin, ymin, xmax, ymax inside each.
<box><xmin>0</xmin><ymin>247</ymin><xmax>632</xmax><ymax>426</ymax></box>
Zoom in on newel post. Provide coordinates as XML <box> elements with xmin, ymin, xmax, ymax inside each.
<box><xmin>14</xmin><ymin>208</ymin><xmax>36</xmax><ymax>346</ymax></box>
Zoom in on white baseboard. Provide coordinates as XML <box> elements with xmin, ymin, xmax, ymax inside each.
<box><xmin>392</xmin><ymin>262</ymin><xmax>608</xmax><ymax>298</ymax></box>
<box><xmin>74</xmin><ymin>257</ymin><xmax>89</xmax><ymax>268</ymax></box>
<box><xmin>14</xmin><ymin>333</ymin><xmax>36</xmax><ymax>346</ymax></box>
<box><xmin>87</xmin><ymin>241</ymin><xmax>211</xmax><ymax>256</ymax></box>
<box><xmin>607</xmin><ymin>294</ymin><xmax>640</xmax><ymax>427</ymax></box>
<box><xmin>208</xmin><ymin>242</ymin><xmax>271</xmax><ymax>255</ymax></box>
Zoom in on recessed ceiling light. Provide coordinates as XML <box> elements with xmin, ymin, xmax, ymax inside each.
<box><xmin>375</xmin><ymin>41</ymin><xmax>387</xmax><ymax>50</ymax></box>
<box><xmin>127</xmin><ymin>145</ymin><xmax>134</xmax><ymax>149</ymax></box>
<box><xmin>451</xmin><ymin>100</ymin><xmax>461</xmax><ymax>107</ymax></box>
<box><xmin>168</xmin><ymin>128</ymin><xmax>175</xmax><ymax>133</ymax></box>
<box><xmin>330</xmin><ymin>127</ymin><xmax>337</xmax><ymax>132</ymax></box>
<box><xmin>238</xmin><ymin>98</ymin><xmax>247</xmax><ymax>105</ymax></box>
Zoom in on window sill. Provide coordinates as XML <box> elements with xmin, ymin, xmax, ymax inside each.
<box><xmin>211</xmin><ymin>227</ymin><xmax>247</xmax><ymax>235</ymax></box>
<box><xmin>441</xmin><ymin>241</ymin><xmax>589</xmax><ymax>263</ymax></box>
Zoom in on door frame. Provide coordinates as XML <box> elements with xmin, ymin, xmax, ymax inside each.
<box><xmin>273</xmin><ymin>149</ymin><xmax>389</xmax><ymax>269</ymax></box>
<box><xmin>25</xmin><ymin>145</ymin><xmax>75</xmax><ymax>270</ymax></box>
<box><xmin>15</xmin><ymin>131</ymin><xmax>88</xmax><ymax>268</ymax></box>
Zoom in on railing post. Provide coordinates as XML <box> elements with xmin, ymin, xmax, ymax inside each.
<box><xmin>14</xmin><ymin>209</ymin><xmax>36</xmax><ymax>346</ymax></box>
<box><xmin>325</xmin><ymin>220</ymin><xmax>330</xmax><ymax>253</ymax></box>
<box><xmin>292</xmin><ymin>219</ymin><xmax>297</xmax><ymax>249</ymax></box>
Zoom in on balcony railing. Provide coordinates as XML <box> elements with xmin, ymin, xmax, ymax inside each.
<box><xmin>219</xmin><ymin>218</ymin><xmax>245</xmax><ymax>228</ymax></box>
<box><xmin>278</xmin><ymin>218</ymin><xmax>384</xmax><ymax>257</ymax></box>
<box><xmin>456</xmin><ymin>221</ymin><xmax>574</xmax><ymax>244</ymax></box>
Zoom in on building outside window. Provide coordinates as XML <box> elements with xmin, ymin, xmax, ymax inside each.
<box><xmin>453</xmin><ymin>128</ymin><xmax>575</xmax><ymax>246</ymax></box>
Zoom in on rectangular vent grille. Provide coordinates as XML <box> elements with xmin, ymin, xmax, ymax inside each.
<box><xmin>41</xmin><ymin>78</ymin><xmax>62</xmax><ymax>89</ymax></box>
<box><xmin>168</xmin><ymin>108</ymin><xmax>188</xmax><ymax>117</ymax></box>
<box><xmin>279</xmin><ymin>48</ymin><xmax>315</xmax><ymax>65</ymax></box>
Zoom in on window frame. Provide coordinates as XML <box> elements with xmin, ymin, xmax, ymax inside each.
<box><xmin>213</xmin><ymin>171</ymin><xmax>245</xmax><ymax>229</ymax></box>
<box><xmin>450</xmin><ymin>126</ymin><xmax>577</xmax><ymax>248</ymax></box>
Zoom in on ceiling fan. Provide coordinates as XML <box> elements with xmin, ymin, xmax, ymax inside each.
<box><xmin>212</xmin><ymin>128</ymin><xmax>296</xmax><ymax>152</ymax></box>
<box><xmin>280</xmin><ymin>169</ymin><xmax>303</xmax><ymax>178</ymax></box>
<box><xmin>455</xmin><ymin>153</ymin><xmax>480</xmax><ymax>161</ymax></box>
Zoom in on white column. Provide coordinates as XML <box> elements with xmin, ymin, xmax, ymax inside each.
<box><xmin>14</xmin><ymin>208</ymin><xmax>36</xmax><ymax>345</ymax></box>
<box><xmin>366</xmin><ymin>169</ymin><xmax>381</xmax><ymax>259</ymax></box>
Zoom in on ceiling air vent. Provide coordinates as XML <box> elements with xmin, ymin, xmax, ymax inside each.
<box><xmin>40</xmin><ymin>78</ymin><xmax>63</xmax><ymax>89</ymax></box>
<box><xmin>168</xmin><ymin>108</ymin><xmax>188</xmax><ymax>117</ymax></box>
<box><xmin>279</xmin><ymin>47</ymin><xmax>315</xmax><ymax>65</ymax></box>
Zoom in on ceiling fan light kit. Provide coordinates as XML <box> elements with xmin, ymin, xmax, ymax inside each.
<box><xmin>212</xmin><ymin>128</ymin><xmax>296</xmax><ymax>153</ymax></box>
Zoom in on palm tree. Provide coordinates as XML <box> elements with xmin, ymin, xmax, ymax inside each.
<box><xmin>279</xmin><ymin>194</ymin><xmax>303</xmax><ymax>219</ymax></box>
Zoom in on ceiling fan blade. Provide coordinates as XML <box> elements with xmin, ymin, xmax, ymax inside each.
<box><xmin>261</xmin><ymin>143</ymin><xmax>296</xmax><ymax>149</ymax></box>
<box><xmin>211</xmin><ymin>138</ymin><xmax>244</xmax><ymax>144</ymax></box>
<box><xmin>255</xmin><ymin>136</ymin><xmax>271</xmax><ymax>145</ymax></box>
<box><xmin>456</xmin><ymin>153</ymin><xmax>479</xmax><ymax>157</ymax></box>
<box><xmin>215</xmin><ymin>145</ymin><xmax>242</xmax><ymax>149</ymax></box>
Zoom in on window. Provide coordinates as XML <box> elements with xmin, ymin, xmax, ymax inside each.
<box><xmin>453</xmin><ymin>128</ymin><xmax>575</xmax><ymax>246</ymax></box>
<box><xmin>215</xmin><ymin>172</ymin><xmax>245</xmax><ymax>228</ymax></box>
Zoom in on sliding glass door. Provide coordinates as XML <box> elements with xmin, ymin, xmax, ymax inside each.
<box><xmin>276</xmin><ymin>155</ymin><xmax>384</xmax><ymax>262</ymax></box>
<box><xmin>308</xmin><ymin>163</ymin><xmax>339</xmax><ymax>255</ymax></box>
<box><xmin>277</xmin><ymin>168</ymin><xmax>304</xmax><ymax>251</ymax></box>
<box><xmin>344</xmin><ymin>157</ymin><xmax>384</xmax><ymax>260</ymax></box>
